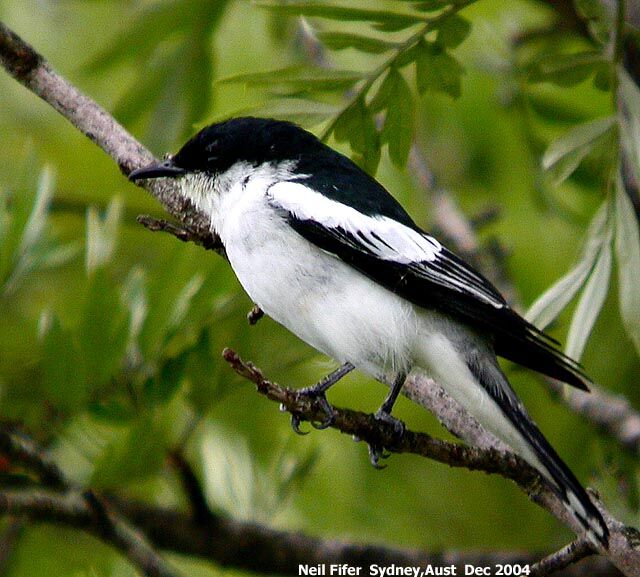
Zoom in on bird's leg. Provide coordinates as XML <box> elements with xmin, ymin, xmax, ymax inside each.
<box><xmin>368</xmin><ymin>372</ymin><xmax>407</xmax><ymax>468</ymax></box>
<box><xmin>247</xmin><ymin>304</ymin><xmax>264</xmax><ymax>325</ymax></box>
<box><xmin>291</xmin><ymin>361</ymin><xmax>355</xmax><ymax>434</ymax></box>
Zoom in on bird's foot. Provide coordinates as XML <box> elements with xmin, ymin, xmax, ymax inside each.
<box><xmin>290</xmin><ymin>385</ymin><xmax>335</xmax><ymax>434</ymax></box>
<box><xmin>288</xmin><ymin>362</ymin><xmax>355</xmax><ymax>434</ymax></box>
<box><xmin>366</xmin><ymin>410</ymin><xmax>405</xmax><ymax>469</ymax></box>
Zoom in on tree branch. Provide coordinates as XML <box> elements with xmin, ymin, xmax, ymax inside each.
<box><xmin>0</xmin><ymin>487</ymin><xmax>623</xmax><ymax>577</ymax></box>
<box><xmin>0</xmin><ymin>20</ymin><xmax>219</xmax><ymax>252</ymax></box>
<box><xmin>530</xmin><ymin>538</ymin><xmax>595</xmax><ymax>576</ymax></box>
<box><xmin>0</xmin><ymin>426</ymin><xmax>182</xmax><ymax>577</ymax></box>
<box><xmin>223</xmin><ymin>349</ymin><xmax>640</xmax><ymax>576</ymax></box>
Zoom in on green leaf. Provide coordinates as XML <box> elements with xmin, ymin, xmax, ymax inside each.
<box><xmin>221</xmin><ymin>66</ymin><xmax>363</xmax><ymax>91</ymax></box>
<box><xmin>90</xmin><ymin>412</ymin><xmax>171</xmax><ymax>488</ymax></box>
<box><xmin>414</xmin><ymin>40</ymin><xmax>464</xmax><ymax>98</ymax></box>
<box><xmin>373</xmin><ymin>69</ymin><xmax>415</xmax><ymax>167</ymax></box>
<box><xmin>235</xmin><ymin>99</ymin><xmax>340</xmax><ymax>128</ymax></box>
<box><xmin>1</xmin><ymin>166</ymin><xmax>57</xmax><ymax>295</ymax></box>
<box><xmin>525</xmin><ymin>259</ymin><xmax>593</xmax><ymax>330</ymax></box>
<box><xmin>85</xmin><ymin>197</ymin><xmax>123</xmax><ymax>274</ymax></box>
<box><xmin>78</xmin><ymin>268</ymin><xmax>130</xmax><ymax>387</ymax></box>
<box><xmin>333</xmin><ymin>99</ymin><xmax>380</xmax><ymax>173</ymax></box>
<box><xmin>121</xmin><ymin>267</ymin><xmax>148</xmax><ymax>345</ymax></box>
<box><xmin>411</xmin><ymin>0</ymin><xmax>451</xmax><ymax>11</ymax></box>
<box><xmin>434</xmin><ymin>15</ymin><xmax>471</xmax><ymax>48</ymax></box>
<box><xmin>39</xmin><ymin>313</ymin><xmax>87</xmax><ymax>411</ymax></box>
<box><xmin>619</xmin><ymin>69</ymin><xmax>640</xmax><ymax>183</ymax></box>
<box><xmin>528</xmin><ymin>51</ymin><xmax>609</xmax><ymax>88</ymax></box>
<box><xmin>614</xmin><ymin>173</ymin><xmax>640</xmax><ymax>355</ymax></box>
<box><xmin>526</xmin><ymin>202</ymin><xmax>609</xmax><ymax>329</ymax></box>
<box><xmin>574</xmin><ymin>0</ymin><xmax>614</xmax><ymax>44</ymax></box>
<box><xmin>565</xmin><ymin>221</ymin><xmax>613</xmax><ymax>361</ymax></box>
<box><xmin>542</xmin><ymin>116</ymin><xmax>616</xmax><ymax>185</ymax></box>
<box><xmin>167</xmin><ymin>274</ymin><xmax>205</xmax><ymax>335</ymax></box>
<box><xmin>144</xmin><ymin>348</ymin><xmax>190</xmax><ymax>406</ymax></box>
<box><xmin>257</xmin><ymin>2</ymin><xmax>425</xmax><ymax>28</ymax></box>
<box><xmin>199</xmin><ymin>422</ymin><xmax>265</xmax><ymax>519</ymax></box>
<box><xmin>317</xmin><ymin>31</ymin><xmax>398</xmax><ymax>53</ymax></box>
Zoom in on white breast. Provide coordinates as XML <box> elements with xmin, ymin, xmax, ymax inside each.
<box><xmin>188</xmin><ymin>165</ymin><xmax>417</xmax><ymax>382</ymax></box>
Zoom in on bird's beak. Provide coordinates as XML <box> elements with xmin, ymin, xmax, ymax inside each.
<box><xmin>128</xmin><ymin>159</ymin><xmax>186</xmax><ymax>181</ymax></box>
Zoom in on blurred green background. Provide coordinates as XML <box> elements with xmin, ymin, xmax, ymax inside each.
<box><xmin>0</xmin><ymin>1</ymin><xmax>638</xmax><ymax>576</ymax></box>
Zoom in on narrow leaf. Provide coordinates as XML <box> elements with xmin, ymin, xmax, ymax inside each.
<box><xmin>526</xmin><ymin>201</ymin><xmax>609</xmax><ymax>330</ymax></box>
<box><xmin>619</xmin><ymin>69</ymin><xmax>640</xmax><ymax>184</ymax></box>
<box><xmin>542</xmin><ymin>116</ymin><xmax>616</xmax><ymax>185</ymax></box>
<box><xmin>380</xmin><ymin>69</ymin><xmax>415</xmax><ymax>167</ymax></box>
<box><xmin>565</xmin><ymin>227</ymin><xmax>613</xmax><ymax>360</ymax></box>
<box><xmin>525</xmin><ymin>259</ymin><xmax>593</xmax><ymax>329</ymax></box>
<box><xmin>333</xmin><ymin>99</ymin><xmax>380</xmax><ymax>174</ymax></box>
<box><xmin>237</xmin><ymin>99</ymin><xmax>339</xmax><ymax>128</ymax></box>
<box><xmin>317</xmin><ymin>31</ymin><xmax>398</xmax><ymax>53</ymax></box>
<box><xmin>528</xmin><ymin>51</ymin><xmax>609</xmax><ymax>87</ymax></box>
<box><xmin>414</xmin><ymin>40</ymin><xmax>464</xmax><ymax>98</ymax></box>
<box><xmin>614</xmin><ymin>172</ymin><xmax>640</xmax><ymax>354</ymax></box>
<box><xmin>257</xmin><ymin>2</ymin><xmax>425</xmax><ymax>28</ymax></box>
<box><xmin>221</xmin><ymin>66</ymin><xmax>363</xmax><ymax>91</ymax></box>
<box><xmin>85</xmin><ymin>197</ymin><xmax>123</xmax><ymax>274</ymax></box>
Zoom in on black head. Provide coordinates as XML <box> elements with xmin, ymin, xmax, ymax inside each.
<box><xmin>174</xmin><ymin>117</ymin><xmax>328</xmax><ymax>173</ymax></box>
<box><xmin>129</xmin><ymin>117</ymin><xmax>329</xmax><ymax>181</ymax></box>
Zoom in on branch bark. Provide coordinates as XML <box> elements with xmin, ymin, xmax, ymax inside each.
<box><xmin>0</xmin><ymin>487</ymin><xmax>624</xmax><ymax>577</ymax></box>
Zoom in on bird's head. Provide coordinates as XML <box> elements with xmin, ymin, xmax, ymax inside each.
<box><xmin>128</xmin><ymin>116</ymin><xmax>326</xmax><ymax>185</ymax></box>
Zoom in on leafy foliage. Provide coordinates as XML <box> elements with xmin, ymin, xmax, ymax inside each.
<box><xmin>224</xmin><ymin>1</ymin><xmax>475</xmax><ymax>172</ymax></box>
<box><xmin>87</xmin><ymin>0</ymin><xmax>231</xmax><ymax>151</ymax></box>
<box><xmin>527</xmin><ymin>67</ymin><xmax>640</xmax><ymax>360</ymax></box>
<box><xmin>0</xmin><ymin>162</ymin><xmax>78</xmax><ymax>297</ymax></box>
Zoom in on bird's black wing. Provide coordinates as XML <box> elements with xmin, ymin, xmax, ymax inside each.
<box><xmin>267</xmin><ymin>181</ymin><xmax>590</xmax><ymax>391</ymax></box>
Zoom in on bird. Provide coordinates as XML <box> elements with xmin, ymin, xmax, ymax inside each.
<box><xmin>129</xmin><ymin>116</ymin><xmax>608</xmax><ymax>547</ymax></box>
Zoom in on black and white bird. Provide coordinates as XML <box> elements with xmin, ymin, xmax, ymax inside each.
<box><xmin>129</xmin><ymin>116</ymin><xmax>608</xmax><ymax>547</ymax></box>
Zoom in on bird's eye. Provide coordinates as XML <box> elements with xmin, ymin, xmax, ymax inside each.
<box><xmin>206</xmin><ymin>139</ymin><xmax>220</xmax><ymax>152</ymax></box>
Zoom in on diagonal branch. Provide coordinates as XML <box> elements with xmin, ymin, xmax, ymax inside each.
<box><xmin>222</xmin><ymin>349</ymin><xmax>537</xmax><ymax>484</ymax></box>
<box><xmin>0</xmin><ymin>20</ymin><xmax>219</xmax><ymax>252</ymax></box>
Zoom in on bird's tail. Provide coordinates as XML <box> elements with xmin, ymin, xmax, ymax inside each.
<box><xmin>469</xmin><ymin>357</ymin><xmax>609</xmax><ymax>548</ymax></box>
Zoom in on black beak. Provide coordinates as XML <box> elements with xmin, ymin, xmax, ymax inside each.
<box><xmin>128</xmin><ymin>160</ymin><xmax>186</xmax><ymax>181</ymax></box>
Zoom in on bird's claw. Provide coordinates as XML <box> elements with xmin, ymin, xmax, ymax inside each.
<box><xmin>290</xmin><ymin>413</ymin><xmax>309</xmax><ymax>435</ymax></box>
<box><xmin>367</xmin><ymin>443</ymin><xmax>389</xmax><ymax>469</ymax></box>
<box><xmin>289</xmin><ymin>388</ymin><xmax>335</xmax><ymax>433</ymax></box>
<box><xmin>365</xmin><ymin>411</ymin><xmax>405</xmax><ymax>468</ymax></box>
<box><xmin>374</xmin><ymin>409</ymin><xmax>405</xmax><ymax>436</ymax></box>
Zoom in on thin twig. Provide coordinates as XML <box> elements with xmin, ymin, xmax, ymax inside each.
<box><xmin>137</xmin><ymin>215</ymin><xmax>226</xmax><ymax>256</ymax></box>
<box><xmin>168</xmin><ymin>451</ymin><xmax>213</xmax><ymax>524</ymax></box>
<box><xmin>530</xmin><ymin>537</ymin><xmax>594</xmax><ymax>576</ymax></box>
<box><xmin>0</xmin><ymin>427</ymin><xmax>66</xmax><ymax>489</ymax></box>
